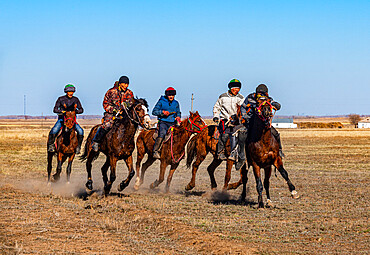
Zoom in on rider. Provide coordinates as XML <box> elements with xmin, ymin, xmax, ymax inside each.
<box><xmin>236</xmin><ymin>84</ymin><xmax>283</xmax><ymax>170</ymax></box>
<box><xmin>91</xmin><ymin>76</ymin><xmax>134</xmax><ymax>152</ymax></box>
<box><xmin>47</xmin><ymin>84</ymin><xmax>84</xmax><ymax>154</ymax></box>
<box><xmin>152</xmin><ymin>87</ymin><xmax>181</xmax><ymax>159</ymax></box>
<box><xmin>213</xmin><ymin>79</ymin><xmax>244</xmax><ymax>161</ymax></box>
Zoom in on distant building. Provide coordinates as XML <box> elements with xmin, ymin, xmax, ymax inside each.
<box><xmin>358</xmin><ymin>118</ymin><xmax>370</xmax><ymax>128</ymax></box>
<box><xmin>272</xmin><ymin>118</ymin><xmax>297</xmax><ymax>129</ymax></box>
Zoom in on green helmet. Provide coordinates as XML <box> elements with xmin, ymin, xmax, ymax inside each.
<box><xmin>228</xmin><ymin>79</ymin><xmax>241</xmax><ymax>89</ymax></box>
<box><xmin>64</xmin><ymin>84</ymin><xmax>76</xmax><ymax>93</ymax></box>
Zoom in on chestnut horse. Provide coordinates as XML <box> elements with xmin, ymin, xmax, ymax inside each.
<box><xmin>47</xmin><ymin>110</ymin><xmax>78</xmax><ymax>183</ymax></box>
<box><xmin>80</xmin><ymin>98</ymin><xmax>150</xmax><ymax>195</ymax></box>
<box><xmin>185</xmin><ymin>125</ymin><xmax>247</xmax><ymax>191</ymax></box>
<box><xmin>239</xmin><ymin>97</ymin><xmax>299</xmax><ymax>208</ymax></box>
<box><xmin>134</xmin><ymin>111</ymin><xmax>207</xmax><ymax>193</ymax></box>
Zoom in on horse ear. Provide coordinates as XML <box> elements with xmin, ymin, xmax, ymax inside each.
<box><xmin>189</xmin><ymin>111</ymin><xmax>193</xmax><ymax>116</ymax></box>
<box><xmin>195</xmin><ymin>111</ymin><xmax>199</xmax><ymax>115</ymax></box>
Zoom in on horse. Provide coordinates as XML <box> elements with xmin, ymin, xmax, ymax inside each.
<box><xmin>239</xmin><ymin>97</ymin><xmax>299</xmax><ymax>208</ymax></box>
<box><xmin>47</xmin><ymin>109</ymin><xmax>78</xmax><ymax>183</ymax></box>
<box><xmin>185</xmin><ymin>125</ymin><xmax>247</xmax><ymax>191</ymax></box>
<box><xmin>134</xmin><ymin>111</ymin><xmax>207</xmax><ymax>193</ymax></box>
<box><xmin>80</xmin><ymin>98</ymin><xmax>150</xmax><ymax>195</ymax></box>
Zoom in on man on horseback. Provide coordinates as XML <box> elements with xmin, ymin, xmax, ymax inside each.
<box><xmin>213</xmin><ymin>79</ymin><xmax>244</xmax><ymax>161</ymax></box>
<box><xmin>152</xmin><ymin>87</ymin><xmax>181</xmax><ymax>159</ymax></box>
<box><xmin>91</xmin><ymin>75</ymin><xmax>134</xmax><ymax>152</ymax></box>
<box><xmin>47</xmin><ymin>84</ymin><xmax>84</xmax><ymax>154</ymax></box>
<box><xmin>236</xmin><ymin>83</ymin><xmax>283</xmax><ymax>169</ymax></box>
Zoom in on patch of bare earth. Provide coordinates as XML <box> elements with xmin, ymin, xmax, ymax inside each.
<box><xmin>0</xmin><ymin>123</ymin><xmax>369</xmax><ymax>254</ymax></box>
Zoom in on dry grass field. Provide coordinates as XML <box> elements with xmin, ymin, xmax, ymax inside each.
<box><xmin>0</xmin><ymin>119</ymin><xmax>369</xmax><ymax>254</ymax></box>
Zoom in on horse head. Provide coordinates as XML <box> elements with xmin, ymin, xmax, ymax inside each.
<box><xmin>182</xmin><ymin>111</ymin><xmax>207</xmax><ymax>133</ymax></box>
<box><xmin>129</xmin><ymin>98</ymin><xmax>150</xmax><ymax>129</ymax></box>
<box><xmin>255</xmin><ymin>97</ymin><xmax>274</xmax><ymax>128</ymax></box>
<box><xmin>64</xmin><ymin>106</ymin><xmax>76</xmax><ymax>132</ymax></box>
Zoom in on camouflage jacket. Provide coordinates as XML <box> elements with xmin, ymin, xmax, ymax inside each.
<box><xmin>103</xmin><ymin>82</ymin><xmax>134</xmax><ymax>114</ymax></box>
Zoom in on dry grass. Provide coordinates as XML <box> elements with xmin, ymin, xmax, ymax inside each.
<box><xmin>0</xmin><ymin>120</ymin><xmax>369</xmax><ymax>254</ymax></box>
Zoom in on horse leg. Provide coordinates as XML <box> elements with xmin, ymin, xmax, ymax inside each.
<box><xmin>85</xmin><ymin>151</ymin><xmax>96</xmax><ymax>192</ymax></box>
<box><xmin>241</xmin><ymin>163</ymin><xmax>249</xmax><ymax>202</ymax></box>
<box><xmin>228</xmin><ymin>164</ymin><xmax>247</xmax><ymax>190</ymax></box>
<box><xmin>47</xmin><ymin>152</ymin><xmax>53</xmax><ymax>184</ymax></box>
<box><xmin>222</xmin><ymin>159</ymin><xmax>234</xmax><ymax>191</ymax></box>
<box><xmin>264</xmin><ymin>166</ymin><xmax>273</xmax><ymax>207</ymax></box>
<box><xmin>53</xmin><ymin>153</ymin><xmax>65</xmax><ymax>182</ymax></box>
<box><xmin>66</xmin><ymin>153</ymin><xmax>75</xmax><ymax>183</ymax></box>
<box><xmin>165</xmin><ymin>164</ymin><xmax>179</xmax><ymax>193</ymax></box>
<box><xmin>252</xmin><ymin>164</ymin><xmax>264</xmax><ymax>208</ymax></box>
<box><xmin>101</xmin><ymin>156</ymin><xmax>110</xmax><ymax>190</ymax></box>
<box><xmin>207</xmin><ymin>157</ymin><xmax>222</xmax><ymax>190</ymax></box>
<box><xmin>185</xmin><ymin>154</ymin><xmax>206</xmax><ymax>191</ymax></box>
<box><xmin>118</xmin><ymin>156</ymin><xmax>135</xmax><ymax>192</ymax></box>
<box><xmin>150</xmin><ymin>160</ymin><xmax>167</xmax><ymax>189</ymax></box>
<box><xmin>275</xmin><ymin>157</ymin><xmax>299</xmax><ymax>199</ymax></box>
<box><xmin>104</xmin><ymin>156</ymin><xmax>117</xmax><ymax>195</ymax></box>
<box><xmin>135</xmin><ymin>156</ymin><xmax>155</xmax><ymax>190</ymax></box>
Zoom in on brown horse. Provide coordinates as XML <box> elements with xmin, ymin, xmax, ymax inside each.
<box><xmin>80</xmin><ymin>98</ymin><xmax>150</xmax><ymax>195</ymax></box>
<box><xmin>185</xmin><ymin>125</ymin><xmax>246</xmax><ymax>191</ymax></box>
<box><xmin>47</xmin><ymin>110</ymin><xmax>78</xmax><ymax>183</ymax></box>
<box><xmin>134</xmin><ymin>111</ymin><xmax>207</xmax><ymax>193</ymax></box>
<box><xmin>240</xmin><ymin>98</ymin><xmax>299</xmax><ymax>208</ymax></box>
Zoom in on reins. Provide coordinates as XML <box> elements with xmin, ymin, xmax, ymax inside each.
<box><xmin>120</xmin><ymin>103</ymin><xmax>150</xmax><ymax>131</ymax></box>
<box><xmin>255</xmin><ymin>101</ymin><xmax>275</xmax><ymax>128</ymax></box>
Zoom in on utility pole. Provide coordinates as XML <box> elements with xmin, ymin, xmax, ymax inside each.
<box><xmin>24</xmin><ymin>95</ymin><xmax>26</xmax><ymax>119</ymax></box>
<box><xmin>191</xmin><ymin>93</ymin><xmax>194</xmax><ymax>112</ymax></box>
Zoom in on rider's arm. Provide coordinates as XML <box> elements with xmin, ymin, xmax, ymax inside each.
<box><xmin>103</xmin><ymin>90</ymin><xmax>116</xmax><ymax>114</ymax></box>
<box><xmin>75</xmin><ymin>98</ymin><xmax>84</xmax><ymax>114</ymax></box>
<box><xmin>53</xmin><ymin>97</ymin><xmax>63</xmax><ymax>114</ymax></box>
<box><xmin>212</xmin><ymin>96</ymin><xmax>222</xmax><ymax>119</ymax></box>
<box><xmin>269</xmin><ymin>97</ymin><xmax>281</xmax><ymax>110</ymax></box>
<box><xmin>152</xmin><ymin>99</ymin><xmax>163</xmax><ymax>117</ymax></box>
<box><xmin>175</xmin><ymin>101</ymin><xmax>181</xmax><ymax>118</ymax></box>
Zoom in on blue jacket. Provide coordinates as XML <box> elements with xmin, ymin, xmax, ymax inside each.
<box><xmin>152</xmin><ymin>95</ymin><xmax>181</xmax><ymax>123</ymax></box>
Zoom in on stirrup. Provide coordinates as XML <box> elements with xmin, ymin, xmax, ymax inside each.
<box><xmin>279</xmin><ymin>150</ymin><xmax>285</xmax><ymax>158</ymax></box>
<box><xmin>153</xmin><ymin>151</ymin><xmax>161</xmax><ymax>159</ymax></box>
<box><xmin>47</xmin><ymin>144</ymin><xmax>55</xmax><ymax>153</ymax></box>
<box><xmin>218</xmin><ymin>152</ymin><xmax>227</xmax><ymax>161</ymax></box>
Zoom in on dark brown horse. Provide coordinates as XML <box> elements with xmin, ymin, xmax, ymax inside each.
<box><xmin>240</xmin><ymin>97</ymin><xmax>299</xmax><ymax>208</ymax></box>
<box><xmin>134</xmin><ymin>111</ymin><xmax>207</xmax><ymax>193</ymax></box>
<box><xmin>47</xmin><ymin>110</ymin><xmax>78</xmax><ymax>183</ymax></box>
<box><xmin>80</xmin><ymin>98</ymin><xmax>150</xmax><ymax>195</ymax></box>
<box><xmin>185</xmin><ymin>125</ymin><xmax>246</xmax><ymax>191</ymax></box>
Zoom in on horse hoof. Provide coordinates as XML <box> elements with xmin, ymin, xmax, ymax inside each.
<box><xmin>118</xmin><ymin>182</ymin><xmax>128</xmax><ymax>192</ymax></box>
<box><xmin>85</xmin><ymin>180</ymin><xmax>93</xmax><ymax>192</ymax></box>
<box><xmin>258</xmin><ymin>202</ymin><xmax>265</xmax><ymax>209</ymax></box>
<box><xmin>133</xmin><ymin>185</ymin><xmax>140</xmax><ymax>191</ymax></box>
<box><xmin>291</xmin><ymin>190</ymin><xmax>300</xmax><ymax>199</ymax></box>
<box><xmin>150</xmin><ymin>183</ymin><xmax>155</xmax><ymax>190</ymax></box>
<box><xmin>47</xmin><ymin>181</ymin><xmax>51</xmax><ymax>187</ymax></box>
<box><xmin>185</xmin><ymin>184</ymin><xmax>194</xmax><ymax>191</ymax></box>
<box><xmin>266</xmin><ymin>199</ymin><xmax>273</xmax><ymax>208</ymax></box>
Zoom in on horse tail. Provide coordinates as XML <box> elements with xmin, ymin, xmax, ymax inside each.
<box><xmin>80</xmin><ymin>125</ymin><xmax>99</xmax><ymax>162</ymax></box>
<box><xmin>186</xmin><ymin>135</ymin><xmax>198</xmax><ymax>168</ymax></box>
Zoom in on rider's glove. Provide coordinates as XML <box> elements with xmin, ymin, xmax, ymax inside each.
<box><xmin>175</xmin><ymin>117</ymin><xmax>181</xmax><ymax>126</ymax></box>
<box><xmin>213</xmin><ymin>117</ymin><xmax>219</xmax><ymax>124</ymax></box>
<box><xmin>163</xmin><ymin>110</ymin><xmax>170</xmax><ymax>116</ymax></box>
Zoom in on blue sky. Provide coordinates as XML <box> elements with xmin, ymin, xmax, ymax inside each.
<box><xmin>0</xmin><ymin>0</ymin><xmax>369</xmax><ymax>116</ymax></box>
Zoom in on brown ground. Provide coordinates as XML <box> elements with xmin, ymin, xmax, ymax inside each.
<box><xmin>0</xmin><ymin>120</ymin><xmax>369</xmax><ymax>254</ymax></box>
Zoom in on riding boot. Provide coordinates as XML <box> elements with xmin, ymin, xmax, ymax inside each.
<box><xmin>47</xmin><ymin>133</ymin><xmax>57</xmax><ymax>152</ymax></box>
<box><xmin>272</xmin><ymin>127</ymin><xmax>285</xmax><ymax>158</ymax></box>
<box><xmin>153</xmin><ymin>137</ymin><xmax>164</xmax><ymax>159</ymax></box>
<box><xmin>235</xmin><ymin>128</ymin><xmax>248</xmax><ymax>171</ymax></box>
<box><xmin>217</xmin><ymin>133</ymin><xmax>228</xmax><ymax>161</ymax></box>
<box><xmin>228</xmin><ymin>135</ymin><xmax>238</xmax><ymax>161</ymax></box>
<box><xmin>76</xmin><ymin>135</ymin><xmax>84</xmax><ymax>154</ymax></box>
<box><xmin>92</xmin><ymin>127</ymin><xmax>108</xmax><ymax>152</ymax></box>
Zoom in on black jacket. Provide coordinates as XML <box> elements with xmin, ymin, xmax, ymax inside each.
<box><xmin>53</xmin><ymin>95</ymin><xmax>83</xmax><ymax>119</ymax></box>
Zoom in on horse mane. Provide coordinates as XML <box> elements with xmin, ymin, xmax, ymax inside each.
<box><xmin>134</xmin><ymin>97</ymin><xmax>149</xmax><ymax>110</ymax></box>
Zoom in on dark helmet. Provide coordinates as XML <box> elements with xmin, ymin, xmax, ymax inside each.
<box><xmin>165</xmin><ymin>87</ymin><xmax>176</xmax><ymax>96</ymax></box>
<box><xmin>119</xmin><ymin>75</ymin><xmax>129</xmax><ymax>84</ymax></box>
<box><xmin>256</xmin><ymin>84</ymin><xmax>268</xmax><ymax>94</ymax></box>
<box><xmin>64</xmin><ymin>84</ymin><xmax>76</xmax><ymax>93</ymax></box>
<box><xmin>228</xmin><ymin>79</ymin><xmax>242</xmax><ymax>89</ymax></box>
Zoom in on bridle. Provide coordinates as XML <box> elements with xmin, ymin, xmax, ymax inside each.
<box><xmin>63</xmin><ymin>112</ymin><xmax>76</xmax><ymax>130</ymax></box>
<box><xmin>185</xmin><ymin>114</ymin><xmax>207</xmax><ymax>133</ymax></box>
<box><xmin>121</xmin><ymin>102</ymin><xmax>150</xmax><ymax>131</ymax></box>
<box><xmin>255</xmin><ymin>100</ymin><xmax>275</xmax><ymax>128</ymax></box>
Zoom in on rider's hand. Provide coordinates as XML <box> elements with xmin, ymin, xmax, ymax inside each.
<box><xmin>175</xmin><ymin>117</ymin><xmax>181</xmax><ymax>125</ymax></box>
<box><xmin>112</xmin><ymin>108</ymin><xmax>118</xmax><ymax>115</ymax></box>
<box><xmin>213</xmin><ymin>117</ymin><xmax>219</xmax><ymax>124</ymax></box>
<box><xmin>62</xmin><ymin>110</ymin><xmax>66</xmax><ymax>114</ymax></box>
<box><xmin>163</xmin><ymin>110</ymin><xmax>170</xmax><ymax>116</ymax></box>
